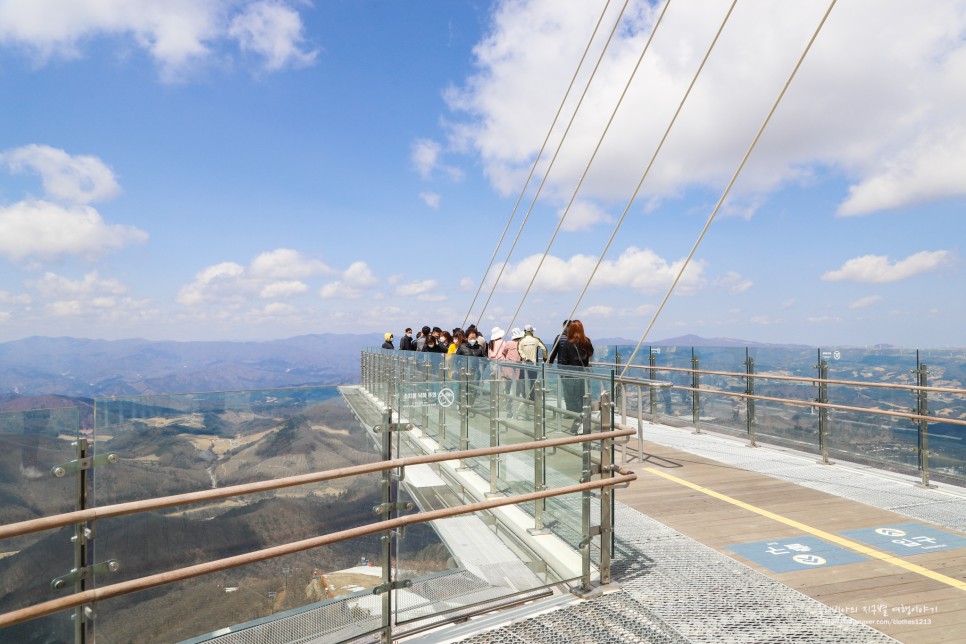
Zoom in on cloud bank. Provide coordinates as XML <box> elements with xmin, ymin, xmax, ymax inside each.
<box><xmin>444</xmin><ymin>0</ymin><xmax>966</xmax><ymax>218</ymax></box>
<box><xmin>0</xmin><ymin>0</ymin><xmax>318</xmax><ymax>79</ymax></box>
<box><xmin>0</xmin><ymin>145</ymin><xmax>147</xmax><ymax>262</ymax></box>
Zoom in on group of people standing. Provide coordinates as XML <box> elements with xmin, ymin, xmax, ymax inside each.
<box><xmin>382</xmin><ymin>320</ymin><xmax>595</xmax><ymax>418</ymax></box>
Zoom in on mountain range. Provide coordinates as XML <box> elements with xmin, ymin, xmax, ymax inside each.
<box><xmin>0</xmin><ymin>333</ymin><xmax>909</xmax><ymax>401</ymax></box>
<box><xmin>0</xmin><ymin>334</ymin><xmax>377</xmax><ymax>398</ymax></box>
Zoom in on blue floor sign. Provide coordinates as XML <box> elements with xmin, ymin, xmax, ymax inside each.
<box><xmin>726</xmin><ymin>535</ymin><xmax>867</xmax><ymax>573</ymax></box>
<box><xmin>840</xmin><ymin>522</ymin><xmax>966</xmax><ymax>557</ymax></box>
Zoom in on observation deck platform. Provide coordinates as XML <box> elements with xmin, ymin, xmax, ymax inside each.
<box><xmin>444</xmin><ymin>422</ymin><xmax>966</xmax><ymax>644</ymax></box>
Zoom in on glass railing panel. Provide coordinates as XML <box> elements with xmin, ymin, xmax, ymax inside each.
<box><xmin>930</xmin><ymin>429</ymin><xmax>966</xmax><ymax>482</ymax></box>
<box><xmin>689</xmin><ymin>347</ymin><xmax>748</xmax><ymax>435</ymax></box>
<box><xmin>822</xmin><ymin>348</ymin><xmax>928</xmax><ymax>472</ymax></box>
<box><xmin>91</xmin><ymin>387</ymin><xmax>352</xmax><ymax>504</ymax></box>
<box><xmin>93</xmin><ymin>538</ymin><xmax>384</xmax><ymax>644</ymax></box>
<box><xmin>829</xmin><ymin>409</ymin><xmax>917</xmax><ymax>470</ymax></box>
<box><xmin>90</xmin><ymin>388</ymin><xmax>384</xmax><ymax>608</ymax></box>
<box><xmin>0</xmin><ymin>406</ymin><xmax>81</xmax><ymax>626</ymax></box>
<box><xmin>647</xmin><ymin>346</ymin><xmax>693</xmax><ymax>421</ymax></box>
<box><xmin>824</xmin><ymin>347</ymin><xmax>916</xmax><ymax>423</ymax></box>
<box><xmin>392</xmin><ymin>413</ymin><xmax>583</xmax><ymax>635</ymax></box>
<box><xmin>920</xmin><ymin>349</ymin><xmax>966</xmax><ymax>482</ymax></box>
<box><xmin>0</xmin><ymin>607</ymin><xmax>76</xmax><ymax>644</ymax></box>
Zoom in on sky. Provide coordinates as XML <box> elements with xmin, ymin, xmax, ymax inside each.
<box><xmin>0</xmin><ymin>0</ymin><xmax>963</xmax><ymax>348</ymax></box>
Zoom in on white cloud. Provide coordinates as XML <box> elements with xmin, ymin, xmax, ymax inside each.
<box><xmin>821</xmin><ymin>251</ymin><xmax>951</xmax><ymax>283</ymax></box>
<box><xmin>5</xmin><ymin>270</ymin><xmax>157</xmax><ymax>325</ymax></box>
<box><xmin>0</xmin><ymin>200</ymin><xmax>147</xmax><ymax>261</ymax></box>
<box><xmin>318</xmin><ymin>261</ymin><xmax>379</xmax><ymax>300</ymax></box>
<box><xmin>259</xmin><ymin>280</ymin><xmax>307</xmax><ymax>299</ymax></box>
<box><xmin>559</xmin><ymin>199</ymin><xmax>612</xmax><ymax>232</ymax></box>
<box><xmin>848</xmin><ymin>295</ymin><xmax>883</xmax><ymax>309</ymax></box>
<box><xmin>412</xmin><ymin>139</ymin><xmax>441</xmax><ymax>179</ymax></box>
<box><xmin>714</xmin><ymin>271</ymin><xmax>753</xmax><ymax>294</ymax></box>
<box><xmin>0</xmin><ymin>0</ymin><xmax>316</xmax><ymax>80</ymax></box>
<box><xmin>580</xmin><ymin>305</ymin><xmax>614</xmax><ymax>317</ymax></box>
<box><xmin>319</xmin><ymin>281</ymin><xmax>363</xmax><ymax>300</ymax></box>
<box><xmin>343</xmin><ymin>261</ymin><xmax>376</xmax><ymax>288</ymax></box>
<box><xmin>619</xmin><ymin>304</ymin><xmax>654</xmax><ymax>317</ymax></box>
<box><xmin>419</xmin><ymin>191</ymin><xmax>441</xmax><ymax>209</ymax></box>
<box><xmin>178</xmin><ymin>249</ymin><xmax>337</xmax><ymax>306</ymax></box>
<box><xmin>446</xmin><ymin>0</ymin><xmax>966</xmax><ymax>215</ymax></box>
<box><xmin>1</xmin><ymin>144</ymin><xmax>120</xmax><ymax>203</ymax></box>
<box><xmin>838</xmin><ymin>125</ymin><xmax>966</xmax><ymax>215</ymax></box>
<box><xmin>0</xmin><ymin>146</ymin><xmax>145</xmax><ymax>262</ymax></box>
<box><xmin>228</xmin><ymin>1</ymin><xmax>318</xmax><ymax>72</ymax></box>
<box><xmin>0</xmin><ymin>290</ymin><xmax>31</xmax><ymax>305</ymax></box>
<box><xmin>0</xmin><ymin>311</ymin><xmax>10</xmax><ymax>323</ymax></box>
<box><xmin>249</xmin><ymin>302</ymin><xmax>297</xmax><ymax>317</ymax></box>
<box><xmin>395</xmin><ymin>279</ymin><xmax>446</xmax><ymax>302</ymax></box>
<box><xmin>249</xmin><ymin>248</ymin><xmax>331</xmax><ymax>279</ymax></box>
<box><xmin>491</xmin><ymin>247</ymin><xmax>705</xmax><ymax>294</ymax></box>
<box><xmin>177</xmin><ymin>261</ymin><xmax>246</xmax><ymax>306</ymax></box>
<box><xmin>46</xmin><ymin>295</ymin><xmax>154</xmax><ymax>320</ymax></box>
<box><xmin>32</xmin><ymin>271</ymin><xmax>127</xmax><ymax>297</ymax></box>
<box><xmin>806</xmin><ymin>315</ymin><xmax>841</xmax><ymax>323</ymax></box>
<box><xmin>396</xmin><ymin>279</ymin><xmax>437</xmax><ymax>297</ymax></box>
<box><xmin>411</xmin><ymin>138</ymin><xmax>463</xmax><ymax>181</ymax></box>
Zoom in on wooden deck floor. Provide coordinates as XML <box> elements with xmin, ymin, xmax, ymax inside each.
<box><xmin>619</xmin><ymin>441</ymin><xmax>966</xmax><ymax>643</ymax></box>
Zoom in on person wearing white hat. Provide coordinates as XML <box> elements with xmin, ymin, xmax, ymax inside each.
<box><xmin>486</xmin><ymin>327</ymin><xmax>506</xmax><ymax>383</ymax></box>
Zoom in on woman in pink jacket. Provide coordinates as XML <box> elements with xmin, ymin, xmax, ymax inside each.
<box><xmin>499</xmin><ymin>328</ymin><xmax>525</xmax><ymax>414</ymax></box>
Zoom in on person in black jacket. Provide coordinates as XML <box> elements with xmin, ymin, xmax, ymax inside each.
<box><xmin>454</xmin><ymin>329</ymin><xmax>486</xmax><ymax>405</ymax></box>
<box><xmin>399</xmin><ymin>328</ymin><xmax>415</xmax><ymax>351</ymax></box>
<box><xmin>557</xmin><ymin>320</ymin><xmax>594</xmax><ymax>428</ymax></box>
<box><xmin>381</xmin><ymin>332</ymin><xmax>395</xmax><ymax>350</ymax></box>
<box><xmin>546</xmin><ymin>320</ymin><xmax>571</xmax><ymax>364</ymax></box>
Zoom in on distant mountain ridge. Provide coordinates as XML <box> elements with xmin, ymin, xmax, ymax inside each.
<box><xmin>595</xmin><ymin>334</ymin><xmax>813</xmax><ymax>348</ymax></box>
<box><xmin>0</xmin><ymin>333</ymin><xmax>929</xmax><ymax>401</ymax></box>
<box><xmin>0</xmin><ymin>334</ymin><xmax>379</xmax><ymax>398</ymax></box>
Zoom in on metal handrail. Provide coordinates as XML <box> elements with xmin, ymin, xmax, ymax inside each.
<box><xmin>601</xmin><ymin>361</ymin><xmax>966</xmax><ymax>395</ymax></box>
<box><xmin>0</xmin><ymin>428</ymin><xmax>634</xmax><ymax>541</ymax></box>
<box><xmin>0</xmin><ymin>470</ymin><xmax>635</xmax><ymax>629</ymax></box>
<box><xmin>668</xmin><ymin>384</ymin><xmax>966</xmax><ymax>428</ymax></box>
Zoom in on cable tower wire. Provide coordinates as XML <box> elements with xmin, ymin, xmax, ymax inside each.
<box><xmin>461</xmin><ymin>0</ymin><xmax>618</xmax><ymax>329</ymax></box>
<box><xmin>560</xmin><ymin>0</ymin><xmax>738</xmax><ymax>350</ymax></box>
<box><xmin>494</xmin><ymin>0</ymin><xmax>673</xmax><ymax>345</ymax></box>
<box><xmin>619</xmin><ymin>0</ymin><xmax>839</xmax><ymax>378</ymax></box>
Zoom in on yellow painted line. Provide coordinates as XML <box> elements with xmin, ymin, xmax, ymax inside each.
<box><xmin>643</xmin><ymin>467</ymin><xmax>966</xmax><ymax>592</ymax></box>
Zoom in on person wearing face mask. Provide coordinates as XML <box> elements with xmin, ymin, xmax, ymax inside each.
<box><xmin>447</xmin><ymin>329</ymin><xmax>465</xmax><ymax>354</ymax></box>
<box><xmin>455</xmin><ymin>330</ymin><xmax>486</xmax><ymax>358</ymax></box>
<box><xmin>424</xmin><ymin>335</ymin><xmax>445</xmax><ymax>353</ymax></box>
<box><xmin>454</xmin><ymin>329</ymin><xmax>486</xmax><ymax>406</ymax></box>
<box><xmin>399</xmin><ymin>328</ymin><xmax>415</xmax><ymax>351</ymax></box>
<box><xmin>438</xmin><ymin>331</ymin><xmax>452</xmax><ymax>352</ymax></box>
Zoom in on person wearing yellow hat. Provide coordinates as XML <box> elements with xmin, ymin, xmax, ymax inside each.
<box><xmin>382</xmin><ymin>332</ymin><xmax>394</xmax><ymax>350</ymax></box>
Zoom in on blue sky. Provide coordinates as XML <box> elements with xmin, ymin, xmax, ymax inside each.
<box><xmin>0</xmin><ymin>0</ymin><xmax>962</xmax><ymax>348</ymax></box>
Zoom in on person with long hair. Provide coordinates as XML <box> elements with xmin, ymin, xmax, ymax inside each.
<box><xmin>557</xmin><ymin>319</ymin><xmax>594</xmax><ymax>429</ymax></box>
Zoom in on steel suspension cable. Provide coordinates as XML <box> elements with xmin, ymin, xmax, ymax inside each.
<box><xmin>468</xmin><ymin>0</ymin><xmax>630</xmax><ymax>328</ymax></box>
<box><xmin>619</xmin><ymin>0</ymin><xmax>839</xmax><ymax>378</ymax></box>
<box><xmin>497</xmin><ymin>0</ymin><xmax>673</xmax><ymax>343</ymax></box>
<box><xmin>461</xmin><ymin>0</ymin><xmax>617</xmax><ymax>329</ymax></box>
<box><xmin>561</xmin><ymin>0</ymin><xmax>738</xmax><ymax>343</ymax></box>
